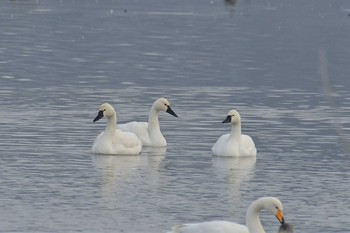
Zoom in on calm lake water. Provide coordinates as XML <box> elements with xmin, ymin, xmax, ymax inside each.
<box><xmin>1</xmin><ymin>0</ymin><xmax>350</xmax><ymax>232</ymax></box>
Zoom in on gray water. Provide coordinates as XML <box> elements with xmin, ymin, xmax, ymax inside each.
<box><xmin>1</xmin><ymin>0</ymin><xmax>350</xmax><ymax>232</ymax></box>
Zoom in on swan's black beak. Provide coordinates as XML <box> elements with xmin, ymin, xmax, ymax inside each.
<box><xmin>166</xmin><ymin>106</ymin><xmax>178</xmax><ymax>117</ymax></box>
<box><xmin>222</xmin><ymin>115</ymin><xmax>231</xmax><ymax>123</ymax></box>
<box><xmin>93</xmin><ymin>110</ymin><xmax>104</xmax><ymax>122</ymax></box>
<box><xmin>276</xmin><ymin>210</ymin><xmax>284</xmax><ymax>224</ymax></box>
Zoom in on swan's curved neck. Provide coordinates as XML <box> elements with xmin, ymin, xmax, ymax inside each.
<box><xmin>105</xmin><ymin>114</ymin><xmax>117</xmax><ymax>134</ymax></box>
<box><xmin>148</xmin><ymin>106</ymin><xmax>160</xmax><ymax>129</ymax></box>
<box><xmin>246</xmin><ymin>199</ymin><xmax>265</xmax><ymax>233</ymax></box>
<box><xmin>230</xmin><ymin>123</ymin><xmax>241</xmax><ymax>139</ymax></box>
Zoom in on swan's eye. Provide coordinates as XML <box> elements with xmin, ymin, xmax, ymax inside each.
<box><xmin>275</xmin><ymin>206</ymin><xmax>278</xmax><ymax>209</ymax></box>
<box><xmin>103</xmin><ymin>109</ymin><xmax>107</xmax><ymax>112</ymax></box>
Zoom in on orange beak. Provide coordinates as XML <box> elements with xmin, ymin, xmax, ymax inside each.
<box><xmin>276</xmin><ymin>209</ymin><xmax>284</xmax><ymax>224</ymax></box>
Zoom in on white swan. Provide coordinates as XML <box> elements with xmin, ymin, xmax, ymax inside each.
<box><xmin>118</xmin><ymin>98</ymin><xmax>178</xmax><ymax>147</ymax></box>
<box><xmin>212</xmin><ymin>109</ymin><xmax>256</xmax><ymax>157</ymax></box>
<box><xmin>91</xmin><ymin>103</ymin><xmax>142</xmax><ymax>155</ymax></box>
<box><xmin>167</xmin><ymin>197</ymin><xmax>285</xmax><ymax>233</ymax></box>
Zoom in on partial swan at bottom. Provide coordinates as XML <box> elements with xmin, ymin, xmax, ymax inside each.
<box><xmin>167</xmin><ymin>197</ymin><xmax>285</xmax><ymax>233</ymax></box>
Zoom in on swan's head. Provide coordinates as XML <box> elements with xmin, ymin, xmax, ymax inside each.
<box><xmin>154</xmin><ymin>98</ymin><xmax>178</xmax><ymax>117</ymax></box>
<box><xmin>93</xmin><ymin>103</ymin><xmax>115</xmax><ymax>122</ymax></box>
<box><xmin>222</xmin><ymin>109</ymin><xmax>241</xmax><ymax>125</ymax></box>
<box><xmin>262</xmin><ymin>197</ymin><xmax>284</xmax><ymax>224</ymax></box>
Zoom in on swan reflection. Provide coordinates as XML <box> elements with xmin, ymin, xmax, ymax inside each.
<box><xmin>212</xmin><ymin>156</ymin><xmax>256</xmax><ymax>204</ymax></box>
<box><xmin>91</xmin><ymin>154</ymin><xmax>142</xmax><ymax>204</ymax></box>
<box><xmin>212</xmin><ymin>156</ymin><xmax>256</xmax><ymax>183</ymax></box>
<box><xmin>91</xmin><ymin>151</ymin><xmax>166</xmax><ymax>208</ymax></box>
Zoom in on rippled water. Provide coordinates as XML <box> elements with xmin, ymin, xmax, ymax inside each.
<box><xmin>1</xmin><ymin>0</ymin><xmax>350</xmax><ymax>232</ymax></box>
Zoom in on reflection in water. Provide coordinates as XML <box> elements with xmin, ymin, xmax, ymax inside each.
<box><xmin>319</xmin><ymin>49</ymin><xmax>350</xmax><ymax>155</ymax></box>
<box><xmin>90</xmin><ymin>153</ymin><xmax>168</xmax><ymax>232</ymax></box>
<box><xmin>225</xmin><ymin>0</ymin><xmax>237</xmax><ymax>6</ymax></box>
<box><xmin>91</xmin><ymin>154</ymin><xmax>142</xmax><ymax>205</ymax></box>
<box><xmin>212</xmin><ymin>156</ymin><xmax>256</xmax><ymax>205</ymax></box>
<box><xmin>91</xmin><ymin>150</ymin><xmax>166</xmax><ymax>209</ymax></box>
<box><xmin>212</xmin><ymin>156</ymin><xmax>256</xmax><ymax>184</ymax></box>
<box><xmin>141</xmin><ymin>147</ymin><xmax>167</xmax><ymax>176</ymax></box>
<box><xmin>142</xmin><ymin>146</ymin><xmax>167</xmax><ymax>157</ymax></box>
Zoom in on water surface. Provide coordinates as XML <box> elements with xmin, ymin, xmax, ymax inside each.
<box><xmin>1</xmin><ymin>0</ymin><xmax>350</xmax><ymax>232</ymax></box>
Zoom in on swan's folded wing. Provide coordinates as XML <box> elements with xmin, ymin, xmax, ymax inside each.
<box><xmin>211</xmin><ymin>134</ymin><xmax>230</xmax><ymax>156</ymax></box>
<box><xmin>241</xmin><ymin>134</ymin><xmax>257</xmax><ymax>156</ymax></box>
<box><xmin>116</xmin><ymin>129</ymin><xmax>142</xmax><ymax>148</ymax></box>
<box><xmin>118</xmin><ymin>121</ymin><xmax>149</xmax><ymax>136</ymax></box>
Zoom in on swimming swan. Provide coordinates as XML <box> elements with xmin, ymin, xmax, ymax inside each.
<box><xmin>91</xmin><ymin>103</ymin><xmax>142</xmax><ymax>155</ymax></box>
<box><xmin>167</xmin><ymin>197</ymin><xmax>285</xmax><ymax>233</ymax></box>
<box><xmin>212</xmin><ymin>109</ymin><xmax>256</xmax><ymax>157</ymax></box>
<box><xmin>118</xmin><ymin>98</ymin><xmax>178</xmax><ymax>147</ymax></box>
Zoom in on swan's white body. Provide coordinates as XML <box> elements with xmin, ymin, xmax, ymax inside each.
<box><xmin>91</xmin><ymin>103</ymin><xmax>142</xmax><ymax>155</ymax></box>
<box><xmin>118</xmin><ymin>98</ymin><xmax>178</xmax><ymax>147</ymax></box>
<box><xmin>169</xmin><ymin>221</ymin><xmax>249</xmax><ymax>233</ymax></box>
<box><xmin>167</xmin><ymin>197</ymin><xmax>284</xmax><ymax>233</ymax></box>
<box><xmin>212</xmin><ymin>110</ymin><xmax>256</xmax><ymax>157</ymax></box>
